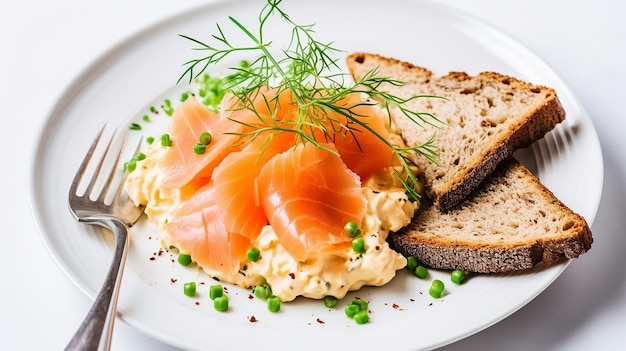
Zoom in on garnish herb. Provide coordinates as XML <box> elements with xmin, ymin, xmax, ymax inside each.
<box><xmin>123</xmin><ymin>152</ymin><xmax>146</xmax><ymax>173</ymax></box>
<box><xmin>177</xmin><ymin>0</ymin><xmax>441</xmax><ymax>199</ymax></box>
<box><xmin>160</xmin><ymin>133</ymin><xmax>172</xmax><ymax>147</ymax></box>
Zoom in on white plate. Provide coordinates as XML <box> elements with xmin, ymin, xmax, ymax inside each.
<box><xmin>30</xmin><ymin>0</ymin><xmax>603</xmax><ymax>350</ymax></box>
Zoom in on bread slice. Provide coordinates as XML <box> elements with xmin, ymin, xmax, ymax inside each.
<box><xmin>346</xmin><ymin>52</ymin><xmax>566</xmax><ymax>212</ymax></box>
<box><xmin>389</xmin><ymin>157</ymin><xmax>592</xmax><ymax>273</ymax></box>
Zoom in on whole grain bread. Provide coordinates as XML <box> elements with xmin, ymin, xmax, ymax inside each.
<box><xmin>346</xmin><ymin>52</ymin><xmax>566</xmax><ymax>212</ymax></box>
<box><xmin>389</xmin><ymin>157</ymin><xmax>592</xmax><ymax>273</ymax></box>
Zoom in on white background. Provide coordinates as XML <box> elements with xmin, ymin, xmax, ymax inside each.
<box><xmin>1</xmin><ymin>0</ymin><xmax>624</xmax><ymax>350</ymax></box>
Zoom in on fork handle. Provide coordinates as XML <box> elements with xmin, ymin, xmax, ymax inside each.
<box><xmin>65</xmin><ymin>218</ymin><xmax>130</xmax><ymax>351</ymax></box>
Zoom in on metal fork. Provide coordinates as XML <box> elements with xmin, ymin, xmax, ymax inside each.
<box><xmin>66</xmin><ymin>126</ymin><xmax>144</xmax><ymax>351</ymax></box>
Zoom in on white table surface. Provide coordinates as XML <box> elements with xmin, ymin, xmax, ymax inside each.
<box><xmin>2</xmin><ymin>0</ymin><xmax>624</xmax><ymax>350</ymax></box>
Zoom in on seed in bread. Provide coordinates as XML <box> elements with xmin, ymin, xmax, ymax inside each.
<box><xmin>388</xmin><ymin>157</ymin><xmax>592</xmax><ymax>273</ymax></box>
<box><xmin>346</xmin><ymin>52</ymin><xmax>566</xmax><ymax>212</ymax></box>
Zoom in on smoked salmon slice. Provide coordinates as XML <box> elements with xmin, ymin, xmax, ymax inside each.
<box><xmin>166</xmin><ymin>182</ymin><xmax>251</xmax><ymax>275</ymax></box>
<box><xmin>158</xmin><ymin>97</ymin><xmax>243</xmax><ymax>188</ymax></box>
<box><xmin>319</xmin><ymin>93</ymin><xmax>395</xmax><ymax>181</ymax></box>
<box><xmin>212</xmin><ymin>131</ymin><xmax>296</xmax><ymax>240</ymax></box>
<box><xmin>257</xmin><ymin>142</ymin><xmax>367</xmax><ymax>262</ymax></box>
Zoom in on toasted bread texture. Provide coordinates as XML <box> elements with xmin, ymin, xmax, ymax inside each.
<box><xmin>346</xmin><ymin>52</ymin><xmax>566</xmax><ymax>212</ymax></box>
<box><xmin>389</xmin><ymin>157</ymin><xmax>592</xmax><ymax>273</ymax></box>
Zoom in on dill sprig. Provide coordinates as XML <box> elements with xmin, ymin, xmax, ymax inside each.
<box><xmin>178</xmin><ymin>0</ymin><xmax>440</xmax><ymax>200</ymax></box>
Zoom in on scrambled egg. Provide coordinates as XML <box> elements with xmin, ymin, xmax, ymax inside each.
<box><xmin>126</xmin><ymin>144</ymin><xmax>420</xmax><ymax>302</ymax></box>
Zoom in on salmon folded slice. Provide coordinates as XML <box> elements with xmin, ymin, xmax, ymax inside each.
<box><xmin>257</xmin><ymin>142</ymin><xmax>367</xmax><ymax>262</ymax></box>
<box><xmin>212</xmin><ymin>132</ymin><xmax>296</xmax><ymax>240</ymax></box>
<box><xmin>166</xmin><ymin>182</ymin><xmax>252</xmax><ymax>275</ymax></box>
<box><xmin>158</xmin><ymin>97</ymin><xmax>244</xmax><ymax>188</ymax></box>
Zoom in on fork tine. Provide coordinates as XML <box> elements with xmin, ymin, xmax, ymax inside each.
<box><xmin>69</xmin><ymin>125</ymin><xmax>107</xmax><ymax>197</ymax></box>
<box><xmin>96</xmin><ymin>128</ymin><xmax>127</xmax><ymax>203</ymax></box>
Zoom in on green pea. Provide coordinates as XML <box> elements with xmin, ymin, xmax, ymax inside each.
<box><xmin>323</xmin><ymin>296</ymin><xmax>337</xmax><ymax>308</ymax></box>
<box><xmin>213</xmin><ymin>295</ymin><xmax>229</xmax><ymax>312</ymax></box>
<box><xmin>199</xmin><ymin>131</ymin><xmax>212</xmax><ymax>145</ymax></box>
<box><xmin>429</xmin><ymin>279</ymin><xmax>445</xmax><ymax>298</ymax></box>
<box><xmin>193</xmin><ymin>143</ymin><xmax>206</xmax><ymax>154</ymax></box>
<box><xmin>352</xmin><ymin>298</ymin><xmax>368</xmax><ymax>311</ymax></box>
<box><xmin>451</xmin><ymin>269</ymin><xmax>466</xmax><ymax>285</ymax></box>
<box><xmin>267</xmin><ymin>295</ymin><xmax>281</xmax><ymax>312</ymax></box>
<box><xmin>177</xmin><ymin>253</ymin><xmax>192</xmax><ymax>266</ymax></box>
<box><xmin>352</xmin><ymin>238</ymin><xmax>366</xmax><ymax>253</ymax></box>
<box><xmin>354</xmin><ymin>310</ymin><xmax>370</xmax><ymax>324</ymax></box>
<box><xmin>344</xmin><ymin>303</ymin><xmax>360</xmax><ymax>318</ymax></box>
<box><xmin>183</xmin><ymin>281</ymin><xmax>196</xmax><ymax>297</ymax></box>
<box><xmin>246</xmin><ymin>247</ymin><xmax>261</xmax><ymax>262</ymax></box>
<box><xmin>209</xmin><ymin>284</ymin><xmax>224</xmax><ymax>300</ymax></box>
<box><xmin>406</xmin><ymin>256</ymin><xmax>418</xmax><ymax>271</ymax></box>
<box><xmin>254</xmin><ymin>284</ymin><xmax>271</xmax><ymax>300</ymax></box>
<box><xmin>344</xmin><ymin>221</ymin><xmax>361</xmax><ymax>237</ymax></box>
<box><xmin>414</xmin><ymin>265</ymin><xmax>428</xmax><ymax>279</ymax></box>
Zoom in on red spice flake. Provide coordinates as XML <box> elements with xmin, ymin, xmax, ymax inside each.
<box><xmin>409</xmin><ymin>298</ymin><xmax>415</xmax><ymax>302</ymax></box>
<box><xmin>428</xmin><ymin>303</ymin><xmax>433</xmax><ymax>306</ymax></box>
<box><xmin>392</xmin><ymin>303</ymin><xmax>400</xmax><ymax>309</ymax></box>
<box><xmin>289</xmin><ymin>272</ymin><xmax>295</xmax><ymax>279</ymax></box>
<box><xmin>170</xmin><ymin>278</ymin><xmax>178</xmax><ymax>284</ymax></box>
<box><xmin>316</xmin><ymin>318</ymin><xmax>325</xmax><ymax>324</ymax></box>
<box><xmin>195</xmin><ymin>301</ymin><xmax>200</xmax><ymax>306</ymax></box>
<box><xmin>149</xmin><ymin>257</ymin><xmax>156</xmax><ymax>261</ymax></box>
<box><xmin>248</xmin><ymin>294</ymin><xmax>254</xmax><ymax>300</ymax></box>
<box><xmin>375</xmin><ymin>245</ymin><xmax>380</xmax><ymax>250</ymax></box>
<box><xmin>248</xmin><ymin>316</ymin><xmax>258</xmax><ymax>323</ymax></box>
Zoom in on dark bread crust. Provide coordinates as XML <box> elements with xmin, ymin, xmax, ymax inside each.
<box><xmin>388</xmin><ymin>158</ymin><xmax>593</xmax><ymax>273</ymax></box>
<box><xmin>346</xmin><ymin>52</ymin><xmax>566</xmax><ymax>213</ymax></box>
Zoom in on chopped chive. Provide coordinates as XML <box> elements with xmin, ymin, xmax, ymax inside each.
<box><xmin>129</xmin><ymin>123</ymin><xmax>142</xmax><ymax>130</ymax></box>
<box><xmin>161</xmin><ymin>133</ymin><xmax>172</xmax><ymax>147</ymax></box>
